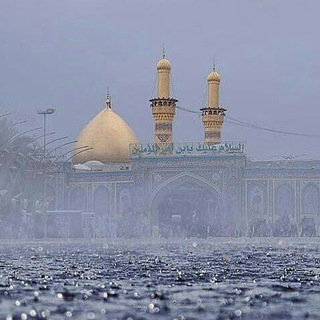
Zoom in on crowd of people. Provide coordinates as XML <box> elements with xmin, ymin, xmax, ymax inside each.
<box><xmin>249</xmin><ymin>216</ymin><xmax>317</xmax><ymax>237</ymax></box>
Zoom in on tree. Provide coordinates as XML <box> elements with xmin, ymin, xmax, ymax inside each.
<box><xmin>0</xmin><ymin>117</ymin><xmax>41</xmax><ymax>236</ymax></box>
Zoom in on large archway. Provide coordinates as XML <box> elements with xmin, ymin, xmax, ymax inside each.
<box><xmin>151</xmin><ymin>174</ymin><xmax>224</xmax><ymax>237</ymax></box>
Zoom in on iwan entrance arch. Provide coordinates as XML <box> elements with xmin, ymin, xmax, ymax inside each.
<box><xmin>150</xmin><ymin>173</ymin><xmax>225</xmax><ymax>237</ymax></box>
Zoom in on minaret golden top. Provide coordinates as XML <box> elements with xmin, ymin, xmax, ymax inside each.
<box><xmin>157</xmin><ymin>43</ymin><xmax>171</xmax><ymax>71</ymax></box>
<box><xmin>207</xmin><ymin>70</ymin><xmax>221</xmax><ymax>82</ymax></box>
<box><xmin>157</xmin><ymin>58</ymin><xmax>171</xmax><ymax>71</ymax></box>
<box><xmin>207</xmin><ymin>67</ymin><xmax>221</xmax><ymax>108</ymax></box>
<box><xmin>156</xmin><ymin>52</ymin><xmax>171</xmax><ymax>98</ymax></box>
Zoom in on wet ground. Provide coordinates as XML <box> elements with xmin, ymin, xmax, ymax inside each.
<box><xmin>0</xmin><ymin>238</ymin><xmax>320</xmax><ymax>319</ymax></box>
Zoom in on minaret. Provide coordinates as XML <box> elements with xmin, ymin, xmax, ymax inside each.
<box><xmin>149</xmin><ymin>51</ymin><xmax>178</xmax><ymax>148</ymax></box>
<box><xmin>200</xmin><ymin>67</ymin><xmax>226</xmax><ymax>144</ymax></box>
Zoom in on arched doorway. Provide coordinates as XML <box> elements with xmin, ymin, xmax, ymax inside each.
<box><xmin>274</xmin><ymin>185</ymin><xmax>296</xmax><ymax>236</ymax></box>
<box><xmin>117</xmin><ymin>187</ymin><xmax>135</xmax><ymax>238</ymax></box>
<box><xmin>93</xmin><ymin>186</ymin><xmax>110</xmax><ymax>216</ymax></box>
<box><xmin>302</xmin><ymin>183</ymin><xmax>319</xmax><ymax>216</ymax></box>
<box><xmin>151</xmin><ymin>175</ymin><xmax>224</xmax><ymax>237</ymax></box>
<box><xmin>93</xmin><ymin>185</ymin><xmax>110</xmax><ymax>237</ymax></box>
<box><xmin>70</xmin><ymin>187</ymin><xmax>86</xmax><ymax>211</ymax></box>
<box><xmin>301</xmin><ymin>183</ymin><xmax>319</xmax><ymax>236</ymax></box>
<box><xmin>247</xmin><ymin>186</ymin><xmax>270</xmax><ymax>237</ymax></box>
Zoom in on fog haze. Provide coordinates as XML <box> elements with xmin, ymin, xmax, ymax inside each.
<box><xmin>1</xmin><ymin>0</ymin><xmax>319</xmax><ymax>159</ymax></box>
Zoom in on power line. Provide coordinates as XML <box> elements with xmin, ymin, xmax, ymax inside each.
<box><xmin>225</xmin><ymin>115</ymin><xmax>320</xmax><ymax>138</ymax></box>
<box><xmin>174</xmin><ymin>105</ymin><xmax>320</xmax><ymax>138</ymax></box>
<box><xmin>176</xmin><ymin>105</ymin><xmax>201</xmax><ymax>114</ymax></box>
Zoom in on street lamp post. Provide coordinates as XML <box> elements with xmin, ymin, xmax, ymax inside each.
<box><xmin>37</xmin><ymin>108</ymin><xmax>55</xmax><ymax>238</ymax></box>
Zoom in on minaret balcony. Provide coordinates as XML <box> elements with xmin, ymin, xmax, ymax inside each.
<box><xmin>200</xmin><ymin>106</ymin><xmax>227</xmax><ymax>116</ymax></box>
<box><xmin>149</xmin><ymin>98</ymin><xmax>178</xmax><ymax>108</ymax></box>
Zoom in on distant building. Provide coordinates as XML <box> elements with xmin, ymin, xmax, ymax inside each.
<box><xmin>52</xmin><ymin>54</ymin><xmax>320</xmax><ymax>237</ymax></box>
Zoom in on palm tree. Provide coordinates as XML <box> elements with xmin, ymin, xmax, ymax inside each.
<box><xmin>0</xmin><ymin>117</ymin><xmax>42</xmax><ymax>235</ymax></box>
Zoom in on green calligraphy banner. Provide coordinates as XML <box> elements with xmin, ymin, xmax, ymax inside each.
<box><xmin>130</xmin><ymin>142</ymin><xmax>245</xmax><ymax>158</ymax></box>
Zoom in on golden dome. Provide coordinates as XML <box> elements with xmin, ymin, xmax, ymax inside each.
<box><xmin>73</xmin><ymin>103</ymin><xmax>138</xmax><ymax>164</ymax></box>
<box><xmin>207</xmin><ymin>70</ymin><xmax>221</xmax><ymax>82</ymax></box>
<box><xmin>157</xmin><ymin>58</ymin><xmax>171</xmax><ymax>70</ymax></box>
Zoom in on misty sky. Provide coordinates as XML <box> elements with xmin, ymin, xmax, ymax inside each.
<box><xmin>1</xmin><ymin>0</ymin><xmax>320</xmax><ymax>160</ymax></box>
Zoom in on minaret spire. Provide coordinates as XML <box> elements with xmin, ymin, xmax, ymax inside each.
<box><xmin>149</xmin><ymin>51</ymin><xmax>178</xmax><ymax>149</ymax></box>
<box><xmin>162</xmin><ymin>43</ymin><xmax>166</xmax><ymax>59</ymax></box>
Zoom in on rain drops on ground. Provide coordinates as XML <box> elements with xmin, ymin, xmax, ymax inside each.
<box><xmin>0</xmin><ymin>239</ymin><xmax>319</xmax><ymax>319</ymax></box>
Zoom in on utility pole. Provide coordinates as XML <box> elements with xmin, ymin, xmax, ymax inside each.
<box><xmin>37</xmin><ymin>108</ymin><xmax>55</xmax><ymax>238</ymax></box>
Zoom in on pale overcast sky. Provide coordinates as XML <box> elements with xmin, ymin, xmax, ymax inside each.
<box><xmin>1</xmin><ymin>0</ymin><xmax>320</xmax><ymax>160</ymax></box>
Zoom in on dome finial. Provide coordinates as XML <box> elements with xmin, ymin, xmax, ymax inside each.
<box><xmin>106</xmin><ymin>87</ymin><xmax>112</xmax><ymax>109</ymax></box>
